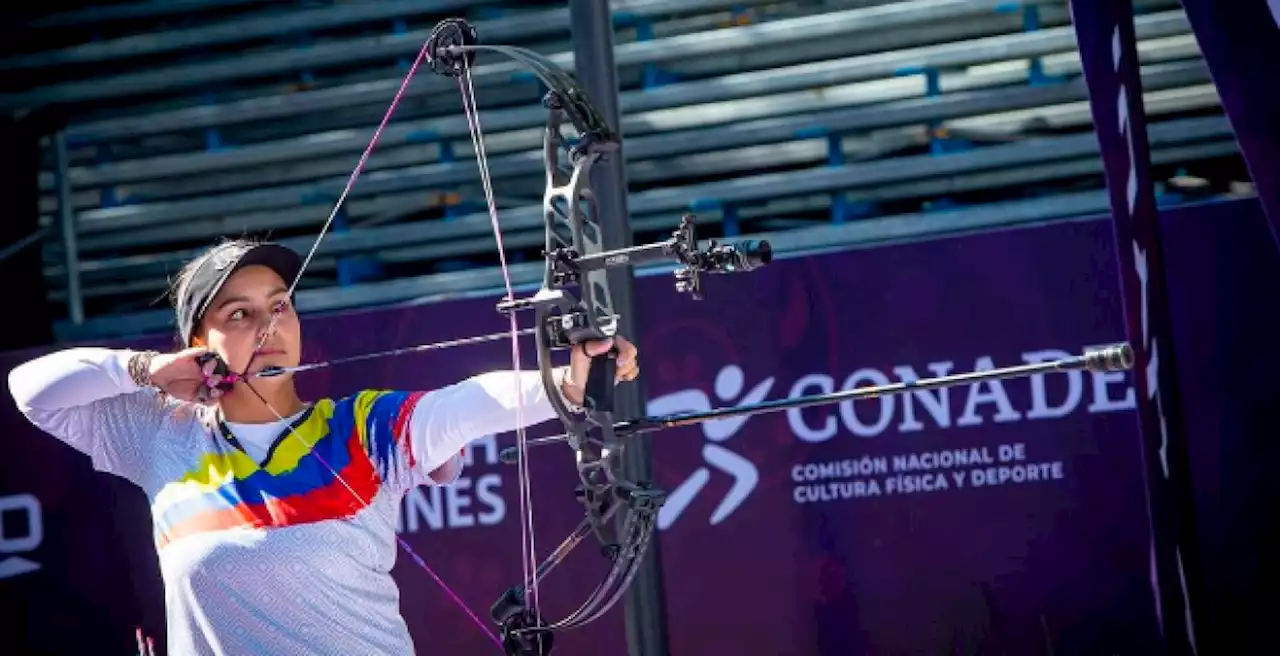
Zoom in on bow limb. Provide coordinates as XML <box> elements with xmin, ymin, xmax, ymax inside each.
<box><xmin>458</xmin><ymin>43</ymin><xmax>618</xmax><ymax>149</ymax></box>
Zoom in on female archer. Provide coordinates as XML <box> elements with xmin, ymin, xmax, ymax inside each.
<box><xmin>7</xmin><ymin>238</ymin><xmax>639</xmax><ymax>655</ymax></box>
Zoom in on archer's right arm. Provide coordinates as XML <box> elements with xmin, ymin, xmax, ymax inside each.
<box><xmin>7</xmin><ymin>347</ymin><xmax>169</xmax><ymax>483</ymax></box>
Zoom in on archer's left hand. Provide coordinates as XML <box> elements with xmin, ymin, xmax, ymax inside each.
<box><xmin>563</xmin><ymin>336</ymin><xmax>639</xmax><ymax>405</ymax></box>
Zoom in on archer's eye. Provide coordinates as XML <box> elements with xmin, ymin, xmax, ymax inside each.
<box><xmin>229</xmin><ymin>309</ymin><xmax>247</xmax><ymax>321</ymax></box>
<box><xmin>272</xmin><ymin>299</ymin><xmax>290</xmax><ymax>314</ymax></box>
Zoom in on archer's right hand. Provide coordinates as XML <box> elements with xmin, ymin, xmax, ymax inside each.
<box><xmin>147</xmin><ymin>347</ymin><xmax>228</xmax><ymax>404</ymax></box>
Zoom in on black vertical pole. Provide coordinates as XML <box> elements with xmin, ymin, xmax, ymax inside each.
<box><xmin>0</xmin><ymin>113</ymin><xmax>55</xmax><ymax>349</ymax></box>
<box><xmin>1068</xmin><ymin>1</ymin><xmax>1204</xmax><ymax>654</ymax></box>
<box><xmin>566</xmin><ymin>1</ymin><xmax>670</xmax><ymax>655</ymax></box>
<box><xmin>54</xmin><ymin>130</ymin><xmax>84</xmax><ymax>326</ymax></box>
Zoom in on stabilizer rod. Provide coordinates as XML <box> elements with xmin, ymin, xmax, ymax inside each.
<box><xmin>500</xmin><ymin>343</ymin><xmax>1133</xmax><ymax>464</ymax></box>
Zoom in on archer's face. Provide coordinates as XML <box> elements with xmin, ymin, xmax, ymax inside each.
<box><xmin>194</xmin><ymin>265</ymin><xmax>302</xmax><ymax>377</ymax></box>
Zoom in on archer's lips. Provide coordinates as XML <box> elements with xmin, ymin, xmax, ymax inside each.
<box><xmin>257</xmin><ymin>349</ymin><xmax>285</xmax><ymax>356</ymax></box>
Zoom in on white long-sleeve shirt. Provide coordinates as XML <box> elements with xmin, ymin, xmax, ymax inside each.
<box><xmin>8</xmin><ymin>347</ymin><xmax>565</xmax><ymax>656</ymax></box>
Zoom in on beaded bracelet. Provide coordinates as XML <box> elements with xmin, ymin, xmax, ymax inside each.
<box><xmin>127</xmin><ymin>350</ymin><xmax>159</xmax><ymax>388</ymax></box>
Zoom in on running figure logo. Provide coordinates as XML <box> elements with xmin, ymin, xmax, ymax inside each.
<box><xmin>648</xmin><ymin>365</ymin><xmax>772</xmax><ymax>530</ymax></box>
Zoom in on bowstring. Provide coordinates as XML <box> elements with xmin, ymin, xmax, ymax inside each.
<box><xmin>212</xmin><ymin>34</ymin><xmax>501</xmax><ymax>650</ymax></box>
<box><xmin>245</xmin><ymin>29</ymin><xmax>428</xmax><ymax>368</ymax></box>
<box><xmin>456</xmin><ymin>63</ymin><xmax>543</xmax><ymax>625</ymax></box>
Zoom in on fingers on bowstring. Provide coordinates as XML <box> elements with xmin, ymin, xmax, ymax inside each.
<box><xmin>167</xmin><ymin>374</ymin><xmax>223</xmax><ymax>405</ymax></box>
<box><xmin>193</xmin><ymin>385</ymin><xmax>224</xmax><ymax>406</ymax></box>
<box><xmin>204</xmin><ymin>369</ymin><xmax>225</xmax><ymax>391</ymax></box>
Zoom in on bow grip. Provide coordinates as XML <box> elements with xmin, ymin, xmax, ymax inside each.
<box><xmin>581</xmin><ymin>345</ymin><xmax>618</xmax><ymax>414</ymax></box>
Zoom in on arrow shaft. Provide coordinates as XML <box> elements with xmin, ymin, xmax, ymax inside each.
<box><xmin>255</xmin><ymin>327</ymin><xmax>537</xmax><ymax>377</ymax></box>
<box><xmin>637</xmin><ymin>354</ymin><xmax>1090</xmax><ymax>431</ymax></box>
<box><xmin>500</xmin><ymin>346</ymin><xmax>1129</xmax><ymax>463</ymax></box>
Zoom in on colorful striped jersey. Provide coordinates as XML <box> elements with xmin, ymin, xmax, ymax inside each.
<box><xmin>8</xmin><ymin>348</ymin><xmax>562</xmax><ymax>655</ymax></box>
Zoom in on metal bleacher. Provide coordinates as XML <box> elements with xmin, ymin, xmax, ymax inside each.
<box><xmin>0</xmin><ymin>0</ymin><xmax>1237</xmax><ymax>341</ymax></box>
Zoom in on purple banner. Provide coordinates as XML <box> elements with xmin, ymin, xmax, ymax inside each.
<box><xmin>1068</xmin><ymin>1</ymin><xmax>1202</xmax><ymax>652</ymax></box>
<box><xmin>1179</xmin><ymin>0</ymin><xmax>1280</xmax><ymax>244</ymax></box>
<box><xmin>4</xmin><ymin>197</ymin><xmax>1276</xmax><ymax>654</ymax></box>
<box><xmin>639</xmin><ymin>216</ymin><xmax>1158</xmax><ymax>655</ymax></box>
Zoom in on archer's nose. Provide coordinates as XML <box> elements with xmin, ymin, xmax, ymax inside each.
<box><xmin>257</xmin><ymin>316</ymin><xmax>279</xmax><ymax>343</ymax></box>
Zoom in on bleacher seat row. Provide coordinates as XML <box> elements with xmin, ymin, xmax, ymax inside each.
<box><xmin>0</xmin><ymin>0</ymin><xmax>1236</xmax><ymax>342</ymax></box>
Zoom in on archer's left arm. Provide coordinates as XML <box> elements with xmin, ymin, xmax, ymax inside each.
<box><xmin>408</xmin><ymin>367</ymin><xmax>568</xmax><ymax>484</ymax></box>
<box><xmin>410</xmin><ymin>336</ymin><xmax>640</xmax><ymax>485</ymax></box>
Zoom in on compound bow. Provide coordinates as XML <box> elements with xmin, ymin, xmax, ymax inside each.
<box><xmin>228</xmin><ymin>16</ymin><xmax>1136</xmax><ymax>656</ymax></box>
<box><xmin>420</xmin><ymin>17</ymin><xmax>779</xmax><ymax>654</ymax></box>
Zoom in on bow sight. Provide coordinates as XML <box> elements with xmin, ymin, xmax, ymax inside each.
<box><xmin>509</xmin><ymin>213</ymin><xmax>772</xmax><ymax>311</ymax></box>
<box><xmin>494</xmin><ymin>214</ymin><xmax>772</xmax><ymax>373</ymax></box>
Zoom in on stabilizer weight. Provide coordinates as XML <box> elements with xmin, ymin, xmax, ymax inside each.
<box><xmin>1082</xmin><ymin>343</ymin><xmax>1134</xmax><ymax>372</ymax></box>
